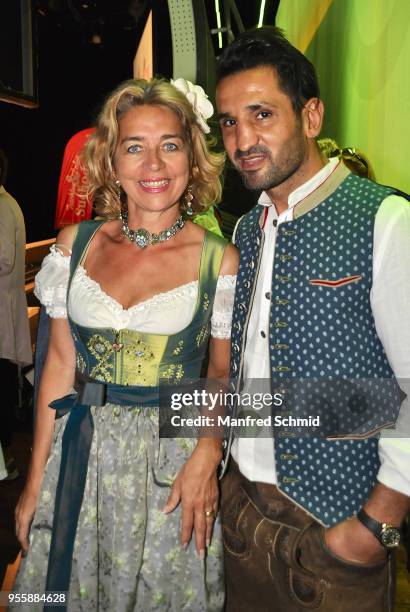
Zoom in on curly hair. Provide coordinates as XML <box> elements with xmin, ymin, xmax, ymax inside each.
<box><xmin>82</xmin><ymin>78</ymin><xmax>225</xmax><ymax>218</ymax></box>
<box><xmin>317</xmin><ymin>138</ymin><xmax>375</xmax><ymax>180</ymax></box>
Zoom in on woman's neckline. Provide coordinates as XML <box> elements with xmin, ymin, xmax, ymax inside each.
<box><xmin>75</xmin><ymin>264</ymin><xmax>200</xmax><ymax>314</ymax></box>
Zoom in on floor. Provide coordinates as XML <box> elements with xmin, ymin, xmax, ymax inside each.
<box><xmin>1</xmin><ymin>426</ymin><xmax>410</xmax><ymax>611</ymax></box>
<box><xmin>0</xmin><ymin>429</ymin><xmax>32</xmax><ymax>590</ymax></box>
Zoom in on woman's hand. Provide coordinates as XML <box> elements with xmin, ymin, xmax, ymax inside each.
<box><xmin>15</xmin><ymin>485</ymin><xmax>39</xmax><ymax>554</ymax></box>
<box><xmin>162</xmin><ymin>439</ymin><xmax>222</xmax><ymax>558</ymax></box>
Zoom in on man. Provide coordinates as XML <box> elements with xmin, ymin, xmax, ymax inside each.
<box><xmin>0</xmin><ymin>149</ymin><xmax>32</xmax><ymax>478</ymax></box>
<box><xmin>215</xmin><ymin>27</ymin><xmax>410</xmax><ymax>611</ymax></box>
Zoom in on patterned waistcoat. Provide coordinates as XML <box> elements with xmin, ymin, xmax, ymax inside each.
<box><xmin>67</xmin><ymin>220</ymin><xmax>227</xmax><ymax>387</ymax></box>
<box><xmin>229</xmin><ymin>163</ymin><xmax>401</xmax><ymax>526</ymax></box>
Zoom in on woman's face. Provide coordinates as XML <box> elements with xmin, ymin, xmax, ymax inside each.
<box><xmin>114</xmin><ymin>104</ymin><xmax>190</xmax><ymax>215</ymax></box>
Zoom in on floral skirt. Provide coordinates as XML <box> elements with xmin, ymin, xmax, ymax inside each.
<box><xmin>12</xmin><ymin>405</ymin><xmax>224</xmax><ymax>611</ymax></box>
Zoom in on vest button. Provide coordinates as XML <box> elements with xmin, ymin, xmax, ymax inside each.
<box><xmin>274</xmin><ymin>343</ymin><xmax>289</xmax><ymax>350</ymax></box>
<box><xmin>274</xmin><ymin>321</ymin><xmax>288</xmax><ymax>328</ymax></box>
<box><xmin>244</xmin><ymin>280</ymin><xmax>251</xmax><ymax>289</ymax></box>
<box><xmin>280</xmin><ymin>453</ymin><xmax>298</xmax><ymax>460</ymax></box>
<box><xmin>276</xmin><ymin>297</ymin><xmax>289</xmax><ymax>306</ymax></box>
<box><xmin>275</xmin><ymin>366</ymin><xmax>292</xmax><ymax>372</ymax></box>
<box><xmin>276</xmin><ymin>274</ymin><xmax>291</xmax><ymax>283</ymax></box>
<box><xmin>280</xmin><ymin>254</ymin><xmax>293</xmax><ymax>263</ymax></box>
<box><xmin>282</xmin><ymin>476</ymin><xmax>300</xmax><ymax>484</ymax></box>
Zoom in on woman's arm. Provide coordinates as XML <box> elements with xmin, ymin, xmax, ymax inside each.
<box><xmin>163</xmin><ymin>242</ymin><xmax>239</xmax><ymax>557</ymax></box>
<box><xmin>15</xmin><ymin>225</ymin><xmax>77</xmax><ymax>552</ymax></box>
<box><xmin>15</xmin><ymin>318</ymin><xmax>76</xmax><ymax>552</ymax></box>
<box><xmin>162</xmin><ymin>337</ymin><xmax>231</xmax><ymax>558</ymax></box>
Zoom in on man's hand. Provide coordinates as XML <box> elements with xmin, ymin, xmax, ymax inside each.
<box><xmin>325</xmin><ymin>517</ymin><xmax>387</xmax><ymax>564</ymax></box>
<box><xmin>325</xmin><ymin>481</ymin><xmax>410</xmax><ymax>565</ymax></box>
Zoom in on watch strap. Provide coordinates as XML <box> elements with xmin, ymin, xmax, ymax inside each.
<box><xmin>357</xmin><ymin>508</ymin><xmax>383</xmax><ymax>538</ymax></box>
<box><xmin>357</xmin><ymin>508</ymin><xmax>401</xmax><ymax>548</ymax></box>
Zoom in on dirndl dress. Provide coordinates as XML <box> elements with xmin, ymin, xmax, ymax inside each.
<box><xmin>11</xmin><ymin>220</ymin><xmax>236</xmax><ymax>611</ymax></box>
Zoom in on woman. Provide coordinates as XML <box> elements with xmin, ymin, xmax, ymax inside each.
<box><xmin>13</xmin><ymin>78</ymin><xmax>238</xmax><ymax>611</ymax></box>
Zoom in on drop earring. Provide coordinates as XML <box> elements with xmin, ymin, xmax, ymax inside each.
<box><xmin>183</xmin><ymin>185</ymin><xmax>194</xmax><ymax>217</ymax></box>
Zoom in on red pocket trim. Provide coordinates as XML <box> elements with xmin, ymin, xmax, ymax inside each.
<box><xmin>309</xmin><ymin>274</ymin><xmax>362</xmax><ymax>288</ymax></box>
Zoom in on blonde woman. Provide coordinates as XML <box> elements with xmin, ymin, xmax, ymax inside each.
<box><xmin>13</xmin><ymin>78</ymin><xmax>238</xmax><ymax>611</ymax></box>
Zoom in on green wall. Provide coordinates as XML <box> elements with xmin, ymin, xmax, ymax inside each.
<box><xmin>276</xmin><ymin>0</ymin><xmax>410</xmax><ymax>192</ymax></box>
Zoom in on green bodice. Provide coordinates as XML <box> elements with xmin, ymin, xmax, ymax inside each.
<box><xmin>68</xmin><ymin>221</ymin><xmax>227</xmax><ymax>386</ymax></box>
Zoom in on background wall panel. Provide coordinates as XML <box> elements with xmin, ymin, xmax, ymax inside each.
<box><xmin>276</xmin><ymin>0</ymin><xmax>410</xmax><ymax>192</ymax></box>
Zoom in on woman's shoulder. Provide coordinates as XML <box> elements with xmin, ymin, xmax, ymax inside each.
<box><xmin>188</xmin><ymin>220</ymin><xmax>238</xmax><ymax>276</ymax></box>
<box><xmin>219</xmin><ymin>242</ymin><xmax>239</xmax><ymax>277</ymax></box>
<box><xmin>56</xmin><ymin>219</ymin><xmax>116</xmax><ymax>254</ymax></box>
<box><xmin>55</xmin><ymin>224</ymin><xmax>79</xmax><ymax>256</ymax></box>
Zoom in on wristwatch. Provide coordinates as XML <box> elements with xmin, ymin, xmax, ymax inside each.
<box><xmin>357</xmin><ymin>509</ymin><xmax>401</xmax><ymax>549</ymax></box>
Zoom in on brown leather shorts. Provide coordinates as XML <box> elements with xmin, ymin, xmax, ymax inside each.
<box><xmin>221</xmin><ymin>460</ymin><xmax>394</xmax><ymax>612</ymax></box>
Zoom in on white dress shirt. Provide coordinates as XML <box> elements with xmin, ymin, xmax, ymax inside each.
<box><xmin>231</xmin><ymin>158</ymin><xmax>410</xmax><ymax>497</ymax></box>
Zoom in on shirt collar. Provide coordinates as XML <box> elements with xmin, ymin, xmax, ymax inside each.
<box><xmin>258</xmin><ymin>157</ymin><xmax>340</xmax><ymax>209</ymax></box>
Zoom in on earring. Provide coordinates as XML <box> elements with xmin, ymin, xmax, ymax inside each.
<box><xmin>183</xmin><ymin>185</ymin><xmax>194</xmax><ymax>217</ymax></box>
<box><xmin>115</xmin><ymin>179</ymin><xmax>122</xmax><ymax>199</ymax></box>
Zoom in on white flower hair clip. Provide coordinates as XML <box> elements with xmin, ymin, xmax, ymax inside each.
<box><xmin>171</xmin><ymin>78</ymin><xmax>214</xmax><ymax>134</ymax></box>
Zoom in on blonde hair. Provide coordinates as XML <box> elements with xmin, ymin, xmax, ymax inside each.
<box><xmin>83</xmin><ymin>78</ymin><xmax>225</xmax><ymax>218</ymax></box>
<box><xmin>317</xmin><ymin>137</ymin><xmax>375</xmax><ymax>180</ymax></box>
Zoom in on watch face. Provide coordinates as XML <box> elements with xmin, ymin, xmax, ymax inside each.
<box><xmin>380</xmin><ymin>526</ymin><xmax>401</xmax><ymax>548</ymax></box>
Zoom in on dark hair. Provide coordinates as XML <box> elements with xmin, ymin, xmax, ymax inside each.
<box><xmin>216</xmin><ymin>26</ymin><xmax>320</xmax><ymax>114</ymax></box>
<box><xmin>0</xmin><ymin>149</ymin><xmax>8</xmax><ymax>185</ymax></box>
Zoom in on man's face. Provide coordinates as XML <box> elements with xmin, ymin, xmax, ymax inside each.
<box><xmin>216</xmin><ymin>66</ymin><xmax>308</xmax><ymax>192</ymax></box>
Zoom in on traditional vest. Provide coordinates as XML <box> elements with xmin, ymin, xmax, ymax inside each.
<box><xmin>229</xmin><ymin>163</ymin><xmax>402</xmax><ymax>526</ymax></box>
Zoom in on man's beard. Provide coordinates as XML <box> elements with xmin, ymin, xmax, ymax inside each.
<box><xmin>234</xmin><ymin>138</ymin><xmax>307</xmax><ymax>192</ymax></box>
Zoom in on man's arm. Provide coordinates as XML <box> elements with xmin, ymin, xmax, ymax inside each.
<box><xmin>372</xmin><ymin>194</ymin><xmax>410</xmax><ymax>499</ymax></box>
<box><xmin>325</xmin><ymin>194</ymin><xmax>410</xmax><ymax>563</ymax></box>
<box><xmin>0</xmin><ymin>199</ymin><xmax>16</xmax><ymax>276</ymax></box>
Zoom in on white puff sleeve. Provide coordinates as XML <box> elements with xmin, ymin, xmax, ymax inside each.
<box><xmin>211</xmin><ymin>274</ymin><xmax>237</xmax><ymax>339</ymax></box>
<box><xmin>34</xmin><ymin>245</ymin><xmax>71</xmax><ymax>318</ymax></box>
